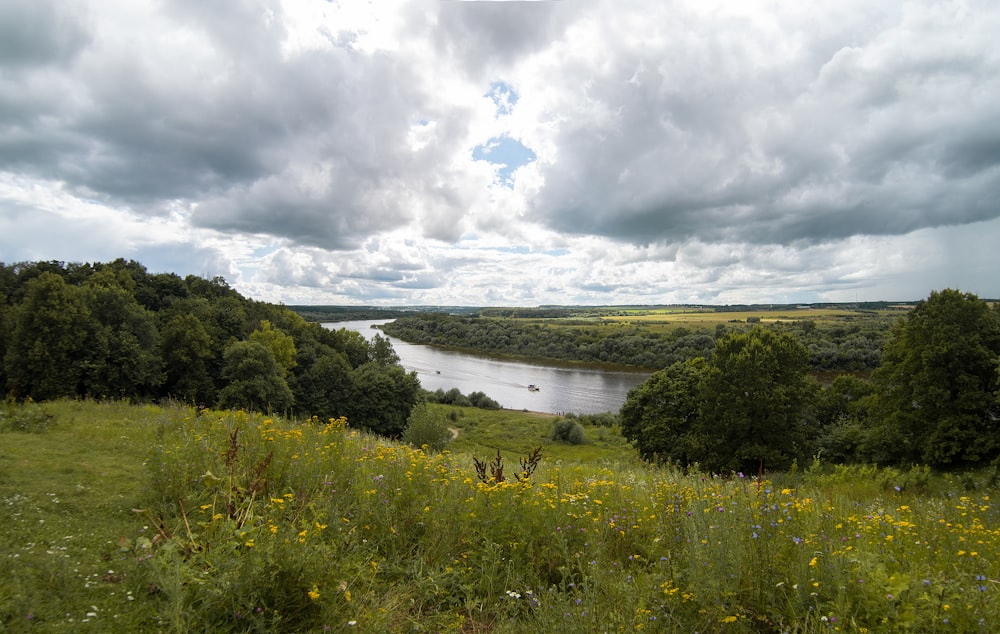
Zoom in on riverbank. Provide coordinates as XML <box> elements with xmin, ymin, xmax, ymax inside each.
<box><xmin>330</xmin><ymin>320</ymin><xmax>651</xmax><ymax>415</ymax></box>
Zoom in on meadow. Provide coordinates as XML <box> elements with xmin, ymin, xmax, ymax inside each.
<box><xmin>2</xmin><ymin>399</ymin><xmax>998</xmax><ymax>632</ymax></box>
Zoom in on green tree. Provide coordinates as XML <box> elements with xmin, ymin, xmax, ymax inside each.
<box><xmin>345</xmin><ymin>363</ymin><xmax>421</xmax><ymax>437</ymax></box>
<box><xmin>82</xmin><ymin>274</ymin><xmax>164</xmax><ymax>398</ymax></box>
<box><xmin>250</xmin><ymin>320</ymin><xmax>297</xmax><ymax>377</ymax></box>
<box><xmin>160</xmin><ymin>313</ymin><xmax>216</xmax><ymax>404</ymax></box>
<box><xmin>293</xmin><ymin>347</ymin><xmax>354</xmax><ymax>420</ymax></box>
<box><xmin>402</xmin><ymin>403</ymin><xmax>452</xmax><ymax>452</ymax></box>
<box><xmin>620</xmin><ymin>358</ymin><xmax>707</xmax><ymax>464</ymax></box>
<box><xmin>871</xmin><ymin>289</ymin><xmax>1000</xmax><ymax>467</ymax></box>
<box><xmin>369</xmin><ymin>333</ymin><xmax>400</xmax><ymax>366</ymax></box>
<box><xmin>3</xmin><ymin>272</ymin><xmax>92</xmax><ymax>399</ymax></box>
<box><xmin>697</xmin><ymin>327</ymin><xmax>815</xmax><ymax>473</ymax></box>
<box><xmin>216</xmin><ymin>340</ymin><xmax>294</xmax><ymax>413</ymax></box>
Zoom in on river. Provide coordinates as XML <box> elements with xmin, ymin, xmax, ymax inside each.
<box><xmin>326</xmin><ymin>320</ymin><xmax>653</xmax><ymax>415</ymax></box>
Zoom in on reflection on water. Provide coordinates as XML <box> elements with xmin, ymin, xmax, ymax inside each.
<box><xmin>327</xmin><ymin>320</ymin><xmax>652</xmax><ymax>415</ymax></box>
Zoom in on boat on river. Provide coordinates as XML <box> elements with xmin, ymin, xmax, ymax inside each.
<box><xmin>527</xmin><ymin>384</ymin><xmax>540</xmax><ymax>392</ymax></box>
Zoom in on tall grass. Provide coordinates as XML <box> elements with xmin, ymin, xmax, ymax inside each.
<box><xmin>2</xmin><ymin>399</ymin><xmax>998</xmax><ymax>632</ymax></box>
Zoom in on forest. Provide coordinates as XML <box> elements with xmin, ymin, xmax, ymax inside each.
<box><xmin>0</xmin><ymin>259</ymin><xmax>420</xmax><ymax>437</ymax></box>
<box><xmin>380</xmin><ymin>307</ymin><xmax>889</xmax><ymax>371</ymax></box>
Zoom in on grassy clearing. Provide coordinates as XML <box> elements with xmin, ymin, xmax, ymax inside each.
<box><xmin>436</xmin><ymin>404</ymin><xmax>638</xmax><ymax>465</ymax></box>
<box><xmin>2</xmin><ymin>399</ymin><xmax>999</xmax><ymax>632</ymax></box>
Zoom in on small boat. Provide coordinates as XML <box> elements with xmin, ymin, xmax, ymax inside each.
<box><xmin>527</xmin><ymin>384</ymin><xmax>540</xmax><ymax>392</ymax></box>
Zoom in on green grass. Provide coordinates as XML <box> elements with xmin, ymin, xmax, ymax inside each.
<box><xmin>0</xmin><ymin>399</ymin><xmax>164</xmax><ymax>631</ymax></box>
<box><xmin>436</xmin><ymin>404</ymin><xmax>639</xmax><ymax>465</ymax></box>
<box><xmin>2</xmin><ymin>399</ymin><xmax>999</xmax><ymax>633</ymax></box>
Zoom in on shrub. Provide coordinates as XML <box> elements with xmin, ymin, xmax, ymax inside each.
<box><xmin>551</xmin><ymin>418</ymin><xmax>585</xmax><ymax>445</ymax></box>
<box><xmin>468</xmin><ymin>391</ymin><xmax>502</xmax><ymax>410</ymax></box>
<box><xmin>402</xmin><ymin>403</ymin><xmax>452</xmax><ymax>451</ymax></box>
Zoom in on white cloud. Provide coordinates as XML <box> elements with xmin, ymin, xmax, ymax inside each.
<box><xmin>1</xmin><ymin>0</ymin><xmax>998</xmax><ymax>306</ymax></box>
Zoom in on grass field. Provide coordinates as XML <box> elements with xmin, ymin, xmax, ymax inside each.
<box><xmin>436</xmin><ymin>404</ymin><xmax>639</xmax><ymax>465</ymax></box>
<box><xmin>3</xmin><ymin>399</ymin><xmax>998</xmax><ymax>632</ymax></box>
<box><xmin>600</xmin><ymin>307</ymin><xmax>890</xmax><ymax>329</ymax></box>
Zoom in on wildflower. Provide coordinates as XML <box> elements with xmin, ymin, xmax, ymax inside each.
<box><xmin>720</xmin><ymin>615</ymin><xmax>738</xmax><ymax>623</ymax></box>
<box><xmin>308</xmin><ymin>586</ymin><xmax>320</xmax><ymax>601</ymax></box>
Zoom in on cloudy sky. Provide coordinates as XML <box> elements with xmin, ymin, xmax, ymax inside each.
<box><xmin>2</xmin><ymin>0</ymin><xmax>998</xmax><ymax>306</ymax></box>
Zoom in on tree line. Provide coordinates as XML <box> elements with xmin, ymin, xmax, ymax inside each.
<box><xmin>620</xmin><ymin>289</ymin><xmax>1000</xmax><ymax>472</ymax></box>
<box><xmin>382</xmin><ymin>312</ymin><xmax>888</xmax><ymax>371</ymax></box>
<box><xmin>0</xmin><ymin>260</ymin><xmax>419</xmax><ymax>437</ymax></box>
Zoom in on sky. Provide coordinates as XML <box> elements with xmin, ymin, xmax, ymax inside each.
<box><xmin>1</xmin><ymin>0</ymin><xmax>998</xmax><ymax>307</ymax></box>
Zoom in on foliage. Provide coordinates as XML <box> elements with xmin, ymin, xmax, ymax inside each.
<box><xmin>468</xmin><ymin>390</ymin><xmax>502</xmax><ymax>410</ymax></box>
<box><xmin>4</xmin><ymin>399</ymin><xmax>1000</xmax><ymax>633</ymax></box>
<box><xmin>382</xmin><ymin>307</ymin><xmax>894</xmax><ymax>371</ymax></box>
<box><xmin>3</xmin><ymin>272</ymin><xmax>91</xmax><ymax>399</ymax></box>
<box><xmin>622</xmin><ymin>329</ymin><xmax>816</xmax><ymax>473</ymax></box>
<box><xmin>216</xmin><ymin>340</ymin><xmax>295</xmax><ymax>413</ymax></box>
<box><xmin>0</xmin><ymin>260</ymin><xmax>420</xmax><ymax>439</ymax></box>
<box><xmin>402</xmin><ymin>402</ymin><xmax>452</xmax><ymax>452</ymax></box>
<box><xmin>620</xmin><ymin>358</ymin><xmax>707</xmax><ymax>464</ymax></box>
<box><xmin>871</xmin><ymin>289</ymin><xmax>1000</xmax><ymax>468</ymax></box>
<box><xmin>551</xmin><ymin>418</ymin><xmax>586</xmax><ymax>445</ymax></box>
<box><xmin>426</xmin><ymin>387</ymin><xmax>502</xmax><ymax>410</ymax></box>
<box><xmin>344</xmin><ymin>363</ymin><xmax>421</xmax><ymax>437</ymax></box>
<box><xmin>698</xmin><ymin>327</ymin><xmax>816</xmax><ymax>473</ymax></box>
<box><xmin>250</xmin><ymin>320</ymin><xmax>297</xmax><ymax>377</ymax></box>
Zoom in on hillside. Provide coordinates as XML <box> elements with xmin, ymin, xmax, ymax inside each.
<box><xmin>2</xmin><ymin>399</ymin><xmax>998</xmax><ymax>632</ymax></box>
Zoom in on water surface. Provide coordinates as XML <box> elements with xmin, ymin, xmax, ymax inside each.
<box><xmin>328</xmin><ymin>320</ymin><xmax>652</xmax><ymax>414</ymax></box>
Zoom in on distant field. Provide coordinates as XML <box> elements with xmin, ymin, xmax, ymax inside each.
<box><xmin>603</xmin><ymin>307</ymin><xmax>870</xmax><ymax>327</ymax></box>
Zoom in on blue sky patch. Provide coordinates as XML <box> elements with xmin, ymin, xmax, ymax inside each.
<box><xmin>488</xmin><ymin>81</ymin><xmax>518</xmax><ymax>116</ymax></box>
<box><xmin>472</xmin><ymin>135</ymin><xmax>536</xmax><ymax>186</ymax></box>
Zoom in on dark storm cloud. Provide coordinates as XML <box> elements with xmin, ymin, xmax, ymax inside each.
<box><xmin>0</xmin><ymin>1</ymin><xmax>90</xmax><ymax>69</ymax></box>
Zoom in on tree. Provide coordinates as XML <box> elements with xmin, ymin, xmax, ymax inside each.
<box><xmin>369</xmin><ymin>333</ymin><xmax>400</xmax><ymax>366</ymax></box>
<box><xmin>698</xmin><ymin>327</ymin><xmax>814</xmax><ymax>473</ymax></box>
<box><xmin>82</xmin><ymin>274</ymin><xmax>164</xmax><ymax>398</ymax></box>
<box><xmin>871</xmin><ymin>289</ymin><xmax>1000</xmax><ymax>467</ymax></box>
<box><xmin>345</xmin><ymin>363</ymin><xmax>421</xmax><ymax>437</ymax></box>
<box><xmin>216</xmin><ymin>340</ymin><xmax>294</xmax><ymax>413</ymax></box>
<box><xmin>620</xmin><ymin>358</ymin><xmax>707</xmax><ymax>464</ymax></box>
<box><xmin>160</xmin><ymin>313</ymin><xmax>216</xmax><ymax>404</ymax></box>
<box><xmin>293</xmin><ymin>347</ymin><xmax>354</xmax><ymax>420</ymax></box>
<box><xmin>250</xmin><ymin>320</ymin><xmax>297</xmax><ymax>377</ymax></box>
<box><xmin>402</xmin><ymin>403</ymin><xmax>452</xmax><ymax>452</ymax></box>
<box><xmin>3</xmin><ymin>272</ymin><xmax>92</xmax><ymax>399</ymax></box>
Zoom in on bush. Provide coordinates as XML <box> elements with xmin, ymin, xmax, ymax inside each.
<box><xmin>468</xmin><ymin>391</ymin><xmax>501</xmax><ymax>410</ymax></box>
<box><xmin>0</xmin><ymin>398</ymin><xmax>55</xmax><ymax>433</ymax></box>
<box><xmin>551</xmin><ymin>418</ymin><xmax>585</xmax><ymax>445</ymax></box>
<box><xmin>402</xmin><ymin>403</ymin><xmax>452</xmax><ymax>452</ymax></box>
